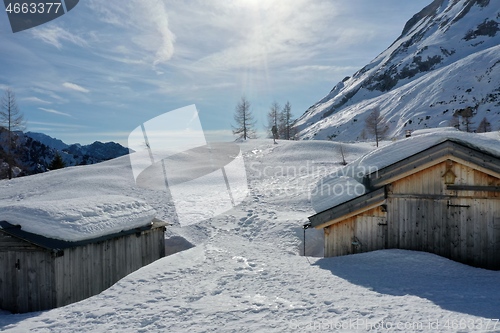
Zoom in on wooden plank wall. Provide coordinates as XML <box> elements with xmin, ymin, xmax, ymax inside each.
<box><xmin>0</xmin><ymin>233</ymin><xmax>55</xmax><ymax>313</ymax></box>
<box><xmin>324</xmin><ymin>207</ymin><xmax>387</xmax><ymax>257</ymax></box>
<box><xmin>387</xmin><ymin>161</ymin><xmax>500</xmax><ymax>270</ymax></box>
<box><xmin>324</xmin><ymin>160</ymin><xmax>500</xmax><ymax>270</ymax></box>
<box><xmin>0</xmin><ymin>225</ymin><xmax>165</xmax><ymax>313</ymax></box>
<box><xmin>387</xmin><ymin>197</ymin><xmax>500</xmax><ymax>269</ymax></box>
<box><xmin>54</xmin><ymin>226</ymin><xmax>165</xmax><ymax>307</ymax></box>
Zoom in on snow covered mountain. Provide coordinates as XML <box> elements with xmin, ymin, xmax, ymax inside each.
<box><xmin>296</xmin><ymin>0</ymin><xmax>500</xmax><ymax>141</ymax></box>
<box><xmin>25</xmin><ymin>132</ymin><xmax>69</xmax><ymax>151</ymax></box>
<box><xmin>25</xmin><ymin>132</ymin><xmax>129</xmax><ymax>164</ymax></box>
<box><xmin>63</xmin><ymin>141</ymin><xmax>130</xmax><ymax>164</ymax></box>
<box><xmin>0</xmin><ymin>131</ymin><xmax>129</xmax><ymax>177</ymax></box>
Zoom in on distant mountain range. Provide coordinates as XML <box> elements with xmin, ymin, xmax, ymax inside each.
<box><xmin>25</xmin><ymin>132</ymin><xmax>129</xmax><ymax>165</ymax></box>
<box><xmin>0</xmin><ymin>130</ymin><xmax>129</xmax><ymax>178</ymax></box>
<box><xmin>25</xmin><ymin>132</ymin><xmax>69</xmax><ymax>151</ymax></box>
<box><xmin>296</xmin><ymin>0</ymin><xmax>500</xmax><ymax>141</ymax></box>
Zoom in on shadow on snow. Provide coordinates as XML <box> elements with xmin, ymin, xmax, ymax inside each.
<box><xmin>314</xmin><ymin>249</ymin><xmax>500</xmax><ymax>319</ymax></box>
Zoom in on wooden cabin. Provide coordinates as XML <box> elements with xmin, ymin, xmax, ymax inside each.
<box><xmin>0</xmin><ymin>218</ymin><xmax>166</xmax><ymax>313</ymax></box>
<box><xmin>309</xmin><ymin>139</ymin><xmax>500</xmax><ymax>270</ymax></box>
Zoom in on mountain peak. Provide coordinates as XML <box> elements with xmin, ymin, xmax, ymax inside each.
<box><xmin>400</xmin><ymin>0</ymin><xmax>443</xmax><ymax>37</ymax></box>
<box><xmin>26</xmin><ymin>131</ymin><xmax>69</xmax><ymax>150</ymax></box>
<box><xmin>296</xmin><ymin>0</ymin><xmax>500</xmax><ymax>141</ymax></box>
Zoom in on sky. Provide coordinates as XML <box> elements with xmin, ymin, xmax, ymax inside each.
<box><xmin>0</xmin><ymin>0</ymin><xmax>431</xmax><ymax>146</ymax></box>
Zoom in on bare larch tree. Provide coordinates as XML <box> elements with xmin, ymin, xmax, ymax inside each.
<box><xmin>0</xmin><ymin>89</ymin><xmax>25</xmax><ymax>179</ymax></box>
<box><xmin>267</xmin><ymin>101</ymin><xmax>281</xmax><ymax>139</ymax></box>
<box><xmin>364</xmin><ymin>107</ymin><xmax>389</xmax><ymax>147</ymax></box>
<box><xmin>280</xmin><ymin>101</ymin><xmax>295</xmax><ymax>140</ymax></box>
<box><xmin>232</xmin><ymin>96</ymin><xmax>256</xmax><ymax>140</ymax></box>
<box><xmin>453</xmin><ymin>107</ymin><xmax>475</xmax><ymax>132</ymax></box>
<box><xmin>476</xmin><ymin>117</ymin><xmax>491</xmax><ymax>133</ymax></box>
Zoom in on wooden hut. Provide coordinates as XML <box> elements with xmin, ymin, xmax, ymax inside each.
<box><xmin>308</xmin><ymin>139</ymin><xmax>500</xmax><ymax>270</ymax></box>
<box><xmin>0</xmin><ymin>218</ymin><xmax>166</xmax><ymax>313</ymax></box>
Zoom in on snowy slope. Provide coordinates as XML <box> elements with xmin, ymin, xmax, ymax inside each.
<box><xmin>0</xmin><ymin>138</ymin><xmax>499</xmax><ymax>332</ymax></box>
<box><xmin>296</xmin><ymin>0</ymin><xmax>500</xmax><ymax>141</ymax></box>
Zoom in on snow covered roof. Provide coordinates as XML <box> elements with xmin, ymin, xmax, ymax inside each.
<box><xmin>311</xmin><ymin>130</ymin><xmax>500</xmax><ymax>219</ymax></box>
<box><xmin>0</xmin><ymin>220</ymin><xmax>160</xmax><ymax>250</ymax></box>
<box><xmin>0</xmin><ymin>195</ymin><xmax>157</xmax><ymax>242</ymax></box>
<box><xmin>348</xmin><ymin>130</ymin><xmax>500</xmax><ymax>180</ymax></box>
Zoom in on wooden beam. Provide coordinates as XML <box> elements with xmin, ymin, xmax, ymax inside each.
<box><xmin>370</xmin><ymin>155</ymin><xmax>451</xmax><ymax>187</ymax></box>
<box><xmin>369</xmin><ymin>140</ymin><xmax>500</xmax><ymax>188</ymax></box>
<box><xmin>309</xmin><ymin>187</ymin><xmax>386</xmax><ymax>229</ymax></box>
<box><xmin>446</xmin><ymin>155</ymin><xmax>500</xmax><ymax>180</ymax></box>
<box><xmin>447</xmin><ymin>185</ymin><xmax>500</xmax><ymax>192</ymax></box>
<box><xmin>314</xmin><ymin>200</ymin><xmax>386</xmax><ymax>229</ymax></box>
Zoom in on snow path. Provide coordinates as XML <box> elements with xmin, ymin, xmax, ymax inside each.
<box><xmin>1</xmin><ymin>139</ymin><xmax>499</xmax><ymax>332</ymax></box>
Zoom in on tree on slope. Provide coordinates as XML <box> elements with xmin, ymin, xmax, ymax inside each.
<box><xmin>364</xmin><ymin>107</ymin><xmax>388</xmax><ymax>147</ymax></box>
<box><xmin>280</xmin><ymin>101</ymin><xmax>296</xmax><ymax>140</ymax></box>
<box><xmin>266</xmin><ymin>101</ymin><xmax>281</xmax><ymax>139</ymax></box>
<box><xmin>453</xmin><ymin>107</ymin><xmax>475</xmax><ymax>132</ymax></box>
<box><xmin>232</xmin><ymin>97</ymin><xmax>256</xmax><ymax>140</ymax></box>
<box><xmin>450</xmin><ymin>113</ymin><xmax>460</xmax><ymax>130</ymax></box>
<box><xmin>0</xmin><ymin>89</ymin><xmax>25</xmax><ymax>179</ymax></box>
<box><xmin>476</xmin><ymin>117</ymin><xmax>492</xmax><ymax>133</ymax></box>
<box><xmin>49</xmin><ymin>152</ymin><xmax>66</xmax><ymax>170</ymax></box>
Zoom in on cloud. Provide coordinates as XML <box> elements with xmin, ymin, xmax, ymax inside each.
<box><xmin>88</xmin><ymin>0</ymin><xmax>175</xmax><ymax>66</ymax></box>
<box><xmin>288</xmin><ymin>65</ymin><xmax>360</xmax><ymax>73</ymax></box>
<box><xmin>177</xmin><ymin>0</ymin><xmax>340</xmax><ymax>72</ymax></box>
<box><xmin>30</xmin><ymin>121</ymin><xmax>86</xmax><ymax>128</ymax></box>
<box><xmin>22</xmin><ymin>97</ymin><xmax>52</xmax><ymax>104</ymax></box>
<box><xmin>30</xmin><ymin>26</ymin><xmax>88</xmax><ymax>49</ymax></box>
<box><xmin>156</xmin><ymin>81</ymin><xmax>237</xmax><ymax>96</ymax></box>
<box><xmin>63</xmin><ymin>82</ymin><xmax>89</xmax><ymax>93</ymax></box>
<box><xmin>31</xmin><ymin>88</ymin><xmax>67</xmax><ymax>102</ymax></box>
<box><xmin>39</xmin><ymin>107</ymin><xmax>72</xmax><ymax>117</ymax></box>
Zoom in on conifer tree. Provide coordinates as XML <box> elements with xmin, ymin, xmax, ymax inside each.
<box><xmin>49</xmin><ymin>152</ymin><xmax>66</xmax><ymax>170</ymax></box>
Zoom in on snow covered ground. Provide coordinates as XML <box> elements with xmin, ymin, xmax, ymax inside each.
<box><xmin>1</xmin><ymin>137</ymin><xmax>499</xmax><ymax>332</ymax></box>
